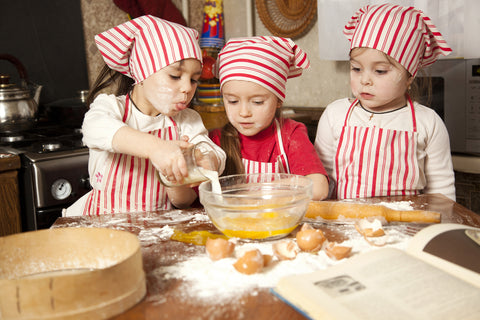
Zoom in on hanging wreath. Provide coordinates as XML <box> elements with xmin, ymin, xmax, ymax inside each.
<box><xmin>255</xmin><ymin>0</ymin><xmax>317</xmax><ymax>39</ymax></box>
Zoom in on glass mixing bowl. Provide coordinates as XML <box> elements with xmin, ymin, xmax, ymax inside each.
<box><xmin>199</xmin><ymin>173</ymin><xmax>313</xmax><ymax>241</ymax></box>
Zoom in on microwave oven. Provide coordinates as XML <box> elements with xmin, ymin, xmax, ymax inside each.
<box><xmin>418</xmin><ymin>59</ymin><xmax>480</xmax><ymax>156</ymax></box>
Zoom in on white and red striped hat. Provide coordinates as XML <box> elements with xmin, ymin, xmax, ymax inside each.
<box><xmin>217</xmin><ymin>36</ymin><xmax>310</xmax><ymax>101</ymax></box>
<box><xmin>344</xmin><ymin>4</ymin><xmax>452</xmax><ymax>77</ymax></box>
<box><xmin>95</xmin><ymin>15</ymin><xmax>202</xmax><ymax>84</ymax></box>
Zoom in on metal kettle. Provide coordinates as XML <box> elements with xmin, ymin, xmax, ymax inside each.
<box><xmin>0</xmin><ymin>54</ymin><xmax>42</xmax><ymax>133</ymax></box>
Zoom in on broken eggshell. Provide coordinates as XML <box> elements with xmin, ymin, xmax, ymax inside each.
<box><xmin>324</xmin><ymin>242</ymin><xmax>352</xmax><ymax>260</ymax></box>
<box><xmin>262</xmin><ymin>254</ymin><xmax>274</xmax><ymax>267</ymax></box>
<box><xmin>272</xmin><ymin>239</ymin><xmax>299</xmax><ymax>260</ymax></box>
<box><xmin>205</xmin><ymin>237</ymin><xmax>235</xmax><ymax>261</ymax></box>
<box><xmin>296</xmin><ymin>223</ymin><xmax>326</xmax><ymax>252</ymax></box>
<box><xmin>233</xmin><ymin>249</ymin><xmax>264</xmax><ymax>275</ymax></box>
<box><xmin>355</xmin><ymin>218</ymin><xmax>385</xmax><ymax>237</ymax></box>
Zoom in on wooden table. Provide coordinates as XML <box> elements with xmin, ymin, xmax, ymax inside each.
<box><xmin>52</xmin><ymin>194</ymin><xmax>480</xmax><ymax>320</ymax></box>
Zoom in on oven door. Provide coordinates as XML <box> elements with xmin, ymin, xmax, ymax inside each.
<box><xmin>19</xmin><ymin>149</ymin><xmax>90</xmax><ymax>231</ymax></box>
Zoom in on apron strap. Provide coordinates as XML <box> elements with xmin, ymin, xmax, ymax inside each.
<box><xmin>275</xmin><ymin>119</ymin><xmax>291</xmax><ymax>174</ymax></box>
<box><xmin>406</xmin><ymin>95</ymin><xmax>417</xmax><ymax>132</ymax></box>
<box><xmin>343</xmin><ymin>99</ymin><xmax>359</xmax><ymax>126</ymax></box>
<box><xmin>123</xmin><ymin>93</ymin><xmax>132</xmax><ymax>123</ymax></box>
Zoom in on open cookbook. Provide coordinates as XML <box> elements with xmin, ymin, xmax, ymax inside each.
<box><xmin>272</xmin><ymin>223</ymin><xmax>480</xmax><ymax>320</ymax></box>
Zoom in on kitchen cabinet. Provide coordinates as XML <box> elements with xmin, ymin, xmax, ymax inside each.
<box><xmin>192</xmin><ymin>104</ymin><xmax>229</xmax><ymax>131</ymax></box>
<box><xmin>0</xmin><ymin>154</ymin><xmax>22</xmax><ymax>236</ymax></box>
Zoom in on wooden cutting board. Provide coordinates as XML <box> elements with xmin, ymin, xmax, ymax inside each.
<box><xmin>0</xmin><ymin>227</ymin><xmax>146</xmax><ymax>320</ymax></box>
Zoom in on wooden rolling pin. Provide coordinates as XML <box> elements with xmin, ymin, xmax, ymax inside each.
<box><xmin>306</xmin><ymin>201</ymin><xmax>441</xmax><ymax>223</ymax></box>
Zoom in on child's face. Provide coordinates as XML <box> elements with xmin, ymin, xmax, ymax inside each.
<box><xmin>349</xmin><ymin>48</ymin><xmax>414</xmax><ymax>112</ymax></box>
<box><xmin>140</xmin><ymin>59</ymin><xmax>202</xmax><ymax>117</ymax></box>
<box><xmin>222</xmin><ymin>80</ymin><xmax>281</xmax><ymax>136</ymax></box>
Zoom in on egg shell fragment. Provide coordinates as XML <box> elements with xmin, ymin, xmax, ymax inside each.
<box><xmin>263</xmin><ymin>254</ymin><xmax>274</xmax><ymax>267</ymax></box>
<box><xmin>272</xmin><ymin>240</ymin><xmax>299</xmax><ymax>260</ymax></box>
<box><xmin>355</xmin><ymin>219</ymin><xmax>385</xmax><ymax>237</ymax></box>
<box><xmin>324</xmin><ymin>242</ymin><xmax>352</xmax><ymax>260</ymax></box>
<box><xmin>296</xmin><ymin>224</ymin><xmax>326</xmax><ymax>252</ymax></box>
<box><xmin>233</xmin><ymin>249</ymin><xmax>264</xmax><ymax>275</ymax></box>
<box><xmin>205</xmin><ymin>237</ymin><xmax>235</xmax><ymax>261</ymax></box>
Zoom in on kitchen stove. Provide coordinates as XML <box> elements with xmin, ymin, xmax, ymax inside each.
<box><xmin>0</xmin><ymin>123</ymin><xmax>90</xmax><ymax>231</ymax></box>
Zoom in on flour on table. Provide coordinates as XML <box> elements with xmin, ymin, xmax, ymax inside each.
<box><xmin>191</xmin><ymin>212</ymin><xmax>211</xmax><ymax>223</ymax></box>
<box><xmin>155</xmin><ymin>223</ymin><xmax>413</xmax><ymax>304</ymax></box>
<box><xmin>339</xmin><ymin>199</ymin><xmax>416</xmax><ymax>212</ymax></box>
<box><xmin>377</xmin><ymin>201</ymin><xmax>414</xmax><ymax>211</ymax></box>
<box><xmin>138</xmin><ymin>226</ymin><xmax>174</xmax><ymax>244</ymax></box>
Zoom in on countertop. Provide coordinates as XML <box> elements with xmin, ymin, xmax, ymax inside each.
<box><xmin>0</xmin><ymin>153</ymin><xmax>20</xmax><ymax>172</ymax></box>
<box><xmin>51</xmin><ymin>194</ymin><xmax>480</xmax><ymax>320</ymax></box>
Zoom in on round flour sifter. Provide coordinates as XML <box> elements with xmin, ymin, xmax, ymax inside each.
<box><xmin>0</xmin><ymin>227</ymin><xmax>146</xmax><ymax>320</ymax></box>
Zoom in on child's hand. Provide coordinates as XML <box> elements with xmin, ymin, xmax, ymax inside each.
<box><xmin>150</xmin><ymin>139</ymin><xmax>193</xmax><ymax>183</ymax></box>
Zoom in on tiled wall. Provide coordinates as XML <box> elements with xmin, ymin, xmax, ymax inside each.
<box><xmin>455</xmin><ymin>171</ymin><xmax>480</xmax><ymax>214</ymax></box>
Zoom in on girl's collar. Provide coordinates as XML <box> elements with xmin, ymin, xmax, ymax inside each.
<box><xmin>358</xmin><ymin>102</ymin><xmax>408</xmax><ymax>115</ymax></box>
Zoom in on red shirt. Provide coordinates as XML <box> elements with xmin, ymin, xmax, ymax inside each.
<box><xmin>210</xmin><ymin>119</ymin><xmax>327</xmax><ymax>176</ymax></box>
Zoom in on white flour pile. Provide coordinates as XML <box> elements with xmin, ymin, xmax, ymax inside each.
<box><xmin>155</xmin><ymin>214</ymin><xmax>415</xmax><ymax>304</ymax></box>
<box><xmin>54</xmin><ymin>202</ymin><xmax>420</xmax><ymax>305</ymax></box>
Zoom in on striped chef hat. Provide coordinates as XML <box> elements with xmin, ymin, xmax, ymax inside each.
<box><xmin>95</xmin><ymin>15</ymin><xmax>202</xmax><ymax>84</ymax></box>
<box><xmin>217</xmin><ymin>36</ymin><xmax>310</xmax><ymax>101</ymax></box>
<box><xmin>344</xmin><ymin>4</ymin><xmax>452</xmax><ymax>77</ymax></box>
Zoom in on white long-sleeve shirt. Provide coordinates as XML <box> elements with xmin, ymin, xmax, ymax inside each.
<box><xmin>314</xmin><ymin>98</ymin><xmax>455</xmax><ymax>200</ymax></box>
<box><xmin>82</xmin><ymin>94</ymin><xmax>226</xmax><ymax>192</ymax></box>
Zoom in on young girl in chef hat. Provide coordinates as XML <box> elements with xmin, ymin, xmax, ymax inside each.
<box><xmin>209</xmin><ymin>36</ymin><xmax>329</xmax><ymax>200</ymax></box>
<box><xmin>314</xmin><ymin>4</ymin><xmax>455</xmax><ymax>200</ymax></box>
<box><xmin>65</xmin><ymin>15</ymin><xmax>225</xmax><ymax>216</ymax></box>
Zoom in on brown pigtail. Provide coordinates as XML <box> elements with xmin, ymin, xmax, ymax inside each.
<box><xmin>220</xmin><ymin>123</ymin><xmax>244</xmax><ymax>176</ymax></box>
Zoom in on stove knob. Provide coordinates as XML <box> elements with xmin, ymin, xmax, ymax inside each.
<box><xmin>51</xmin><ymin>178</ymin><xmax>73</xmax><ymax>200</ymax></box>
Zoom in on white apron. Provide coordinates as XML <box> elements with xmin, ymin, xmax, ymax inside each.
<box><xmin>83</xmin><ymin>94</ymin><xmax>176</xmax><ymax>215</ymax></box>
<box><xmin>242</xmin><ymin>119</ymin><xmax>290</xmax><ymax>174</ymax></box>
<box><xmin>334</xmin><ymin>98</ymin><xmax>420</xmax><ymax>199</ymax></box>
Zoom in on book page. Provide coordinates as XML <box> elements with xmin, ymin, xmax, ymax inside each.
<box><xmin>406</xmin><ymin>223</ymin><xmax>480</xmax><ymax>288</ymax></box>
<box><xmin>274</xmin><ymin>248</ymin><xmax>480</xmax><ymax>320</ymax></box>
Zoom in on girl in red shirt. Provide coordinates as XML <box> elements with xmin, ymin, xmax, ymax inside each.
<box><xmin>209</xmin><ymin>36</ymin><xmax>329</xmax><ymax>200</ymax></box>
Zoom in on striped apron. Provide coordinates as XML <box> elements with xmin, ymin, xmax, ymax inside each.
<box><xmin>242</xmin><ymin>119</ymin><xmax>290</xmax><ymax>174</ymax></box>
<box><xmin>83</xmin><ymin>94</ymin><xmax>177</xmax><ymax>215</ymax></box>
<box><xmin>334</xmin><ymin>98</ymin><xmax>420</xmax><ymax>199</ymax></box>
